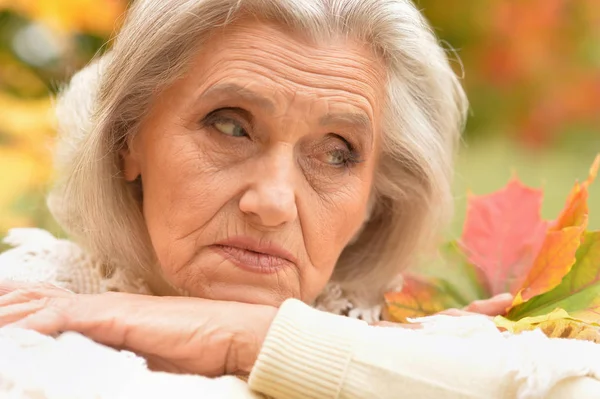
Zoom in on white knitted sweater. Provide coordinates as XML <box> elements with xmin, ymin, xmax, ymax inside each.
<box><xmin>0</xmin><ymin>228</ymin><xmax>151</xmax><ymax>296</ymax></box>
<box><xmin>4</xmin><ymin>228</ymin><xmax>600</xmax><ymax>399</ymax></box>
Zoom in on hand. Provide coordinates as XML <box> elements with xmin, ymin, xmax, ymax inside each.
<box><xmin>374</xmin><ymin>293</ymin><xmax>514</xmax><ymax>328</ymax></box>
<box><xmin>0</xmin><ymin>281</ymin><xmax>277</xmax><ymax>376</ymax></box>
<box><xmin>437</xmin><ymin>293</ymin><xmax>514</xmax><ymax>318</ymax></box>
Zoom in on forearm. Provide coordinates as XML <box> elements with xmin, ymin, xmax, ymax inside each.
<box><xmin>248</xmin><ymin>299</ymin><xmax>600</xmax><ymax>399</ymax></box>
<box><xmin>248</xmin><ymin>299</ymin><xmax>505</xmax><ymax>398</ymax></box>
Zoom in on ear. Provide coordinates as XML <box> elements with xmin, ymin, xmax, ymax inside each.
<box><xmin>121</xmin><ymin>142</ymin><xmax>141</xmax><ymax>182</ymax></box>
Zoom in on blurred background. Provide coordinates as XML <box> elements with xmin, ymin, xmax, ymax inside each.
<box><xmin>0</xmin><ymin>0</ymin><xmax>599</xmax><ymax>249</ymax></box>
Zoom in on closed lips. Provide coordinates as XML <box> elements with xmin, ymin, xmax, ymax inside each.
<box><xmin>211</xmin><ymin>237</ymin><xmax>296</xmax><ymax>274</ymax></box>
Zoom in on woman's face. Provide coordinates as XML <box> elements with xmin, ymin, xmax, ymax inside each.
<box><xmin>122</xmin><ymin>21</ymin><xmax>386</xmax><ymax>306</ymax></box>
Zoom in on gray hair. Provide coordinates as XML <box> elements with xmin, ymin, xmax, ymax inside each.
<box><xmin>49</xmin><ymin>0</ymin><xmax>467</xmax><ymax>307</ymax></box>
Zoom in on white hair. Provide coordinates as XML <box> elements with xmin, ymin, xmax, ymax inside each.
<box><xmin>48</xmin><ymin>0</ymin><xmax>468</xmax><ymax>308</ymax></box>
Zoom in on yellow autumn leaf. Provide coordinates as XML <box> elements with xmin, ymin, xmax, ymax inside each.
<box><xmin>495</xmin><ymin>309</ymin><xmax>600</xmax><ymax>343</ymax></box>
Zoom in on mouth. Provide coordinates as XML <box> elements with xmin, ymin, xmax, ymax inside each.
<box><xmin>210</xmin><ymin>236</ymin><xmax>296</xmax><ymax>274</ymax></box>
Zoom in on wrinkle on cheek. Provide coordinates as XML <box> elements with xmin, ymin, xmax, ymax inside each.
<box><xmin>270</xmin><ymin>267</ymin><xmax>300</xmax><ymax>301</ymax></box>
<box><xmin>304</xmin><ymin>184</ymin><xmax>368</xmax><ymax>261</ymax></box>
<box><xmin>168</xmin><ymin>151</ymin><xmax>222</xmax><ymax>216</ymax></box>
<box><xmin>173</xmin><ymin>260</ymin><xmax>211</xmax><ymax>297</ymax></box>
<box><xmin>335</xmin><ymin>187</ymin><xmax>370</xmax><ymax>242</ymax></box>
<box><xmin>149</xmin><ymin>138</ymin><xmax>229</xmax><ymax>272</ymax></box>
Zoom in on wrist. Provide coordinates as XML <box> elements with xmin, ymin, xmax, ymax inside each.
<box><xmin>228</xmin><ymin>303</ymin><xmax>278</xmax><ymax>375</ymax></box>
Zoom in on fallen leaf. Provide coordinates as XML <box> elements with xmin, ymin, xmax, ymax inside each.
<box><xmin>385</xmin><ymin>275</ymin><xmax>463</xmax><ymax>323</ymax></box>
<box><xmin>514</xmin><ymin>156</ymin><xmax>598</xmax><ymax>303</ymax></box>
<box><xmin>516</xmin><ymin>224</ymin><xmax>587</xmax><ymax>302</ymax></box>
<box><xmin>552</xmin><ymin>155</ymin><xmax>599</xmax><ymax>229</ymax></box>
<box><xmin>507</xmin><ymin>232</ymin><xmax>600</xmax><ymax>322</ymax></box>
<box><xmin>495</xmin><ymin>308</ymin><xmax>600</xmax><ymax>343</ymax></box>
<box><xmin>385</xmin><ymin>243</ymin><xmax>486</xmax><ymax>322</ymax></box>
<box><xmin>460</xmin><ymin>178</ymin><xmax>548</xmax><ymax>296</ymax></box>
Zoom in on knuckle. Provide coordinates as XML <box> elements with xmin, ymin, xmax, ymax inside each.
<box><xmin>39</xmin><ymin>296</ymin><xmax>69</xmax><ymax>313</ymax></box>
<box><xmin>38</xmin><ymin>282</ymin><xmax>60</xmax><ymax>290</ymax></box>
<box><xmin>21</xmin><ymin>282</ymin><xmax>53</xmax><ymax>294</ymax></box>
<box><xmin>38</xmin><ymin>296</ymin><xmax>72</xmax><ymax>321</ymax></box>
<box><xmin>15</xmin><ymin>287</ymin><xmax>44</xmax><ymax>300</ymax></box>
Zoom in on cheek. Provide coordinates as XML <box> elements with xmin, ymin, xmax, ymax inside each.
<box><xmin>295</xmin><ymin>175</ymin><xmax>373</xmax><ymax>303</ymax></box>
<box><xmin>139</xmin><ymin>134</ymin><xmax>240</xmax><ymax>270</ymax></box>
<box><xmin>301</xmin><ymin>172</ymin><xmax>374</xmax><ymax>269</ymax></box>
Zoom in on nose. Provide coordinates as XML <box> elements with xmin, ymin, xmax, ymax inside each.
<box><xmin>239</xmin><ymin>147</ymin><xmax>298</xmax><ymax>227</ymax></box>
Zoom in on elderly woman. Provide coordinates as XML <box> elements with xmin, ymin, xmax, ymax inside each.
<box><xmin>2</xmin><ymin>0</ymin><xmax>600</xmax><ymax>398</ymax></box>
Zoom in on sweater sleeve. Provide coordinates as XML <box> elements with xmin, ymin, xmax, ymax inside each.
<box><xmin>248</xmin><ymin>299</ymin><xmax>600</xmax><ymax>399</ymax></box>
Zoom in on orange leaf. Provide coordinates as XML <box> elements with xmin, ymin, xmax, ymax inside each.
<box><xmin>460</xmin><ymin>179</ymin><xmax>548</xmax><ymax>296</ymax></box>
<box><xmin>552</xmin><ymin>154</ymin><xmax>599</xmax><ymax>230</ymax></box>
<box><xmin>514</xmin><ymin>156</ymin><xmax>598</xmax><ymax>303</ymax></box>
<box><xmin>385</xmin><ymin>243</ymin><xmax>487</xmax><ymax>322</ymax></box>
<box><xmin>384</xmin><ymin>275</ymin><xmax>462</xmax><ymax>323</ymax></box>
<box><xmin>516</xmin><ymin>224</ymin><xmax>587</xmax><ymax>302</ymax></box>
<box><xmin>508</xmin><ymin>232</ymin><xmax>600</xmax><ymax>322</ymax></box>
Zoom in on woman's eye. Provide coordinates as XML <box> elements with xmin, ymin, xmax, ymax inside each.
<box><xmin>325</xmin><ymin>149</ymin><xmax>349</xmax><ymax>166</ymax></box>
<box><xmin>214</xmin><ymin>120</ymin><xmax>247</xmax><ymax>137</ymax></box>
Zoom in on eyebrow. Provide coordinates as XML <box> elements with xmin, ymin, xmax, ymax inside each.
<box><xmin>199</xmin><ymin>83</ymin><xmax>276</xmax><ymax>112</ymax></box>
<box><xmin>319</xmin><ymin>112</ymin><xmax>374</xmax><ymax>147</ymax></box>
<box><xmin>199</xmin><ymin>83</ymin><xmax>374</xmax><ymax>148</ymax></box>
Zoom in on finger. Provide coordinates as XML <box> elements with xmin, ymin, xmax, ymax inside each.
<box><xmin>7</xmin><ymin>293</ymin><xmax>127</xmax><ymax>345</ymax></box>
<box><xmin>0</xmin><ymin>292</ymin><xmax>125</xmax><ymax>341</ymax></box>
<box><xmin>464</xmin><ymin>293</ymin><xmax>513</xmax><ymax>316</ymax></box>
<box><xmin>0</xmin><ymin>280</ymin><xmax>30</xmax><ymax>295</ymax></box>
<box><xmin>489</xmin><ymin>292</ymin><xmax>514</xmax><ymax>304</ymax></box>
<box><xmin>0</xmin><ymin>286</ymin><xmax>72</xmax><ymax>307</ymax></box>
<box><xmin>0</xmin><ymin>299</ymin><xmax>47</xmax><ymax>326</ymax></box>
<box><xmin>8</xmin><ymin>308</ymin><xmax>67</xmax><ymax>335</ymax></box>
<box><xmin>6</xmin><ymin>297</ymin><xmax>72</xmax><ymax>335</ymax></box>
<box><xmin>0</xmin><ymin>281</ymin><xmax>74</xmax><ymax>295</ymax></box>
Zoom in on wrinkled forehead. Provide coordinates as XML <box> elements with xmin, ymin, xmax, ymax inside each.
<box><xmin>165</xmin><ymin>20</ymin><xmax>388</xmax><ymax>129</ymax></box>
